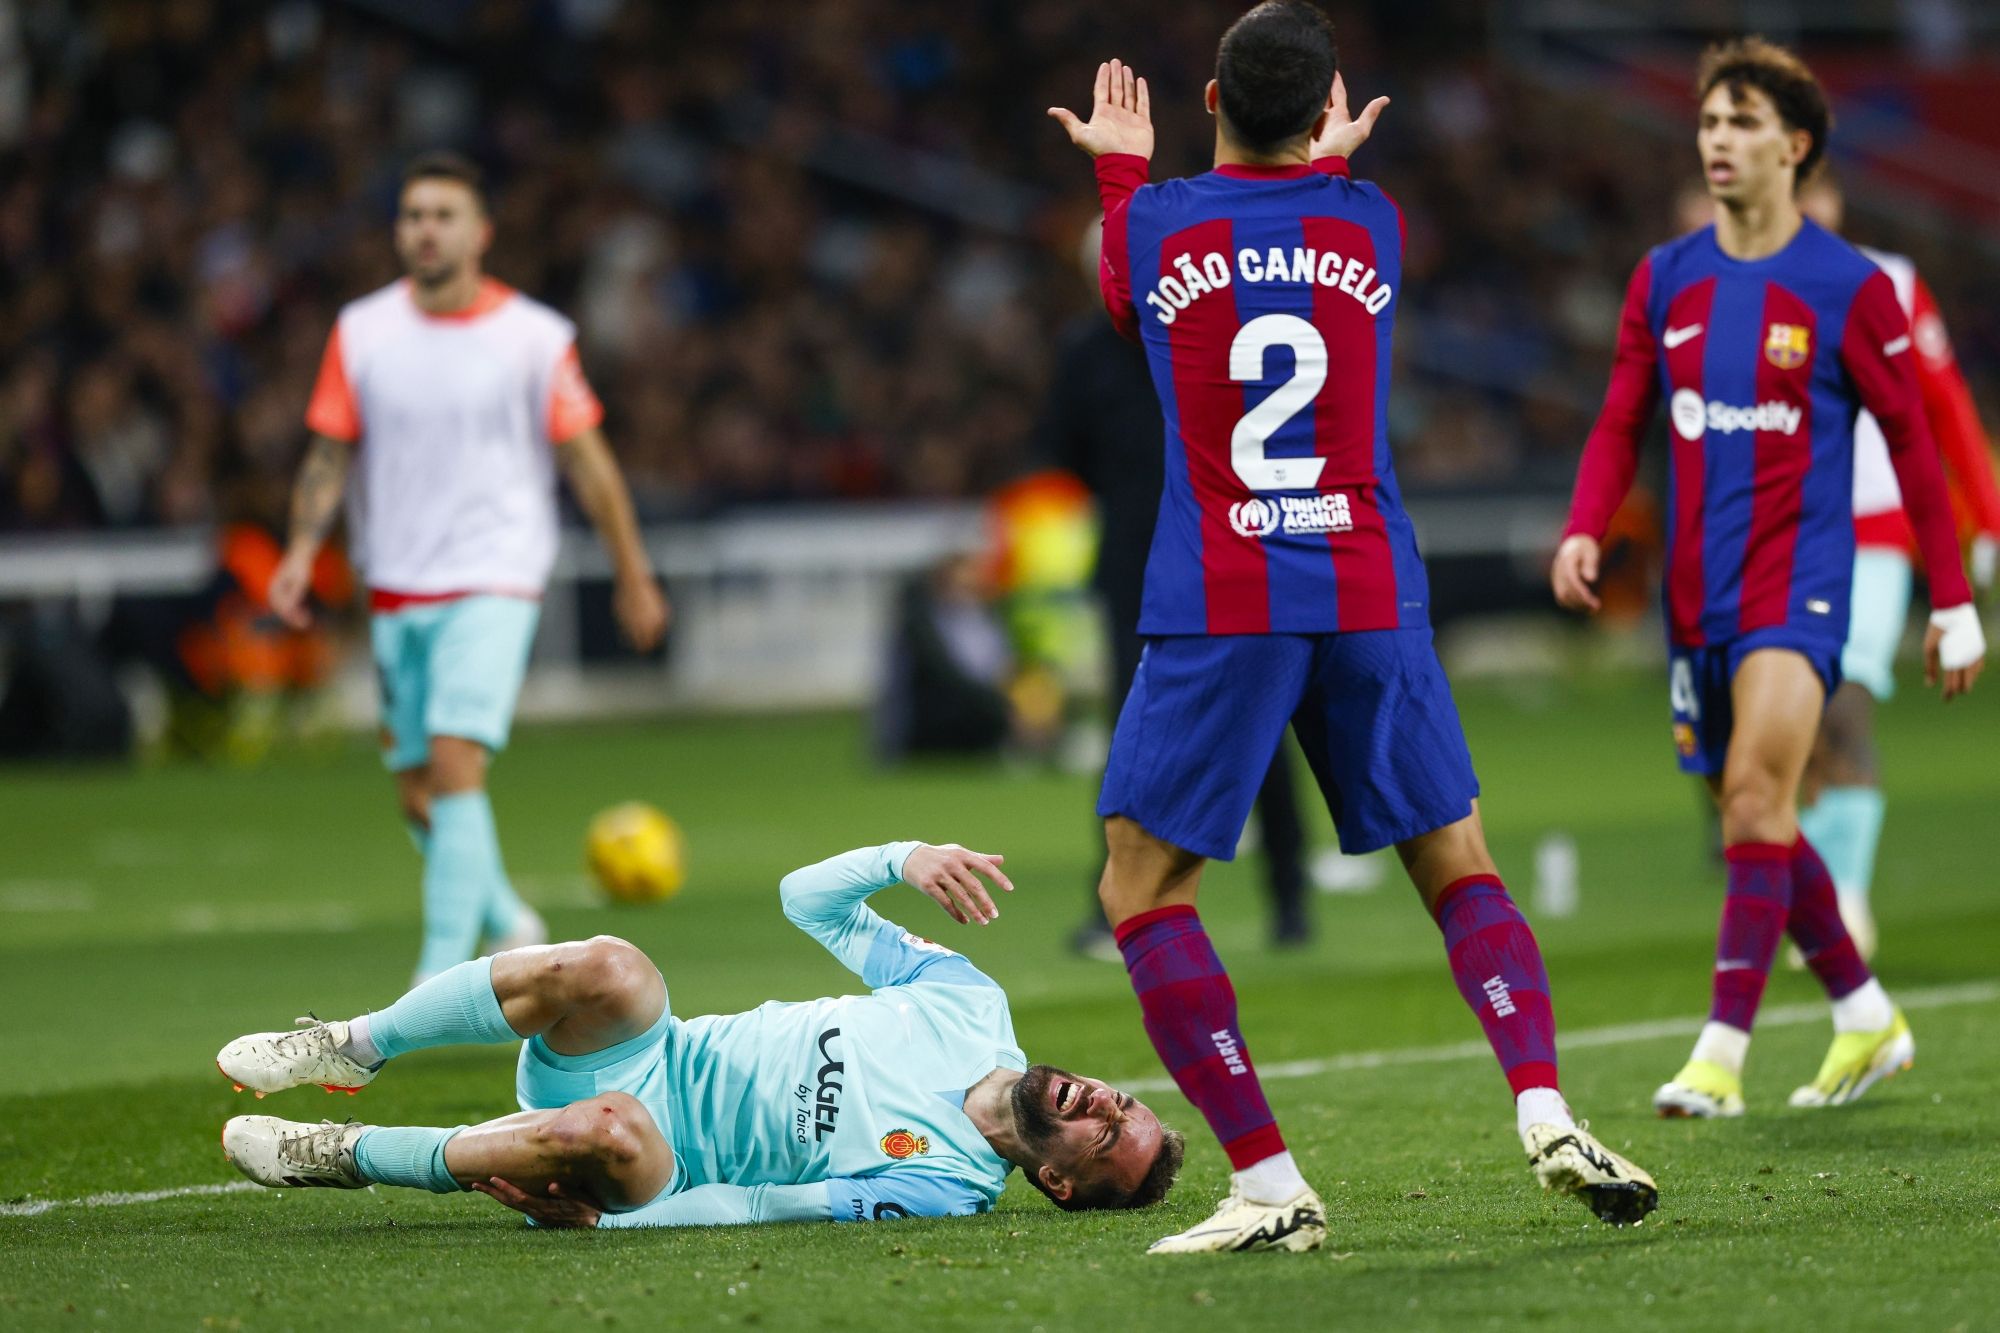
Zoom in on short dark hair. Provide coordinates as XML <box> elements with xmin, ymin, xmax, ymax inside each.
<box><xmin>1033</xmin><ymin>1128</ymin><xmax>1187</xmax><ymax>1213</ymax></box>
<box><xmin>1215</xmin><ymin>2</ymin><xmax>1338</xmax><ymax>155</ymax></box>
<box><xmin>1696</xmin><ymin>37</ymin><xmax>1831</xmax><ymax>185</ymax></box>
<box><xmin>401</xmin><ymin>150</ymin><xmax>487</xmax><ymax>210</ymax></box>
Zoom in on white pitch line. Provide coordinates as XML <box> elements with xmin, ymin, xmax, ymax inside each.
<box><xmin>5</xmin><ymin>980</ymin><xmax>1994</xmax><ymax>1218</ymax></box>
<box><xmin>0</xmin><ymin>1181</ymin><xmax>261</xmax><ymax>1218</ymax></box>
<box><xmin>1121</xmin><ymin>978</ymin><xmax>2000</xmax><ymax>1094</ymax></box>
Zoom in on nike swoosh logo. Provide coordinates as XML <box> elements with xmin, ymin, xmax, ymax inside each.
<box><xmin>1883</xmin><ymin>334</ymin><xmax>1911</xmax><ymax>356</ymax></box>
<box><xmin>1663</xmin><ymin>324</ymin><xmax>1703</xmax><ymax>348</ymax></box>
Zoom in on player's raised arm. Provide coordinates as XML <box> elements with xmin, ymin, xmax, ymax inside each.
<box><xmin>1553</xmin><ymin>256</ymin><xmax>1662</xmax><ymax>615</ymax></box>
<box><xmin>1308</xmin><ymin>71</ymin><xmax>1389</xmax><ymax>164</ymax></box>
<box><xmin>1050</xmin><ymin>60</ymin><xmax>1153</xmax><ymax>340</ymax></box>
<box><xmin>778</xmin><ymin>842</ymin><xmax>1013</xmax><ymax>987</ymax></box>
<box><xmin>1047</xmin><ymin>59</ymin><xmax>1153</xmax><ymax>161</ymax></box>
<box><xmin>1842</xmin><ymin>268</ymin><xmax>1985</xmax><ymax>698</ymax></box>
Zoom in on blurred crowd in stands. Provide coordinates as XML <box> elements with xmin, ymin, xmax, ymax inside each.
<box><xmin>3</xmin><ymin>0</ymin><xmax>1998</xmax><ymax>535</ymax></box>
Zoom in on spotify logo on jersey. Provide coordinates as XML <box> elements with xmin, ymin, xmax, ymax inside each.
<box><xmin>1670</xmin><ymin>389</ymin><xmax>1707</xmax><ymax>441</ymax></box>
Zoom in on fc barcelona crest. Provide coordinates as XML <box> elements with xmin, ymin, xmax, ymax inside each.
<box><xmin>1764</xmin><ymin>322</ymin><xmax>1810</xmax><ymax>369</ymax></box>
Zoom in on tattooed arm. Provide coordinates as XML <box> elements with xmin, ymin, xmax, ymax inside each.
<box><xmin>269</xmin><ymin>434</ymin><xmax>352</xmax><ymax>628</ymax></box>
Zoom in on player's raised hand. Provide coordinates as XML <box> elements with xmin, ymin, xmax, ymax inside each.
<box><xmin>1550</xmin><ymin>534</ymin><xmax>1603</xmax><ymax>614</ymax></box>
<box><xmin>1048</xmin><ymin>59</ymin><xmax>1153</xmax><ymax>160</ymax></box>
<box><xmin>471</xmin><ymin>1177</ymin><xmax>603</xmax><ymax>1228</ymax></box>
<box><xmin>1923</xmin><ymin>604</ymin><xmax>1985</xmax><ymax>700</ymax></box>
<box><xmin>1310</xmin><ymin>71</ymin><xmax>1389</xmax><ymax>162</ymax></box>
<box><xmin>902</xmin><ymin>843</ymin><xmax>1014</xmax><ymax>926</ymax></box>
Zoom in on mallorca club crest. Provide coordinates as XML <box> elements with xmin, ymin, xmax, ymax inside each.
<box><xmin>880</xmin><ymin>1128</ymin><xmax>930</xmax><ymax>1159</ymax></box>
<box><xmin>1764</xmin><ymin>322</ymin><xmax>1810</xmax><ymax>370</ymax></box>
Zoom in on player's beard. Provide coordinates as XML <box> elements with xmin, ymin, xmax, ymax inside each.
<box><xmin>407</xmin><ymin>254</ymin><xmax>463</xmax><ymax>289</ymax></box>
<box><xmin>1010</xmin><ymin>1063</ymin><xmax>1071</xmax><ymax>1154</ymax></box>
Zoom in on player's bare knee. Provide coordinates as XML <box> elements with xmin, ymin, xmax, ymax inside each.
<box><xmin>565</xmin><ymin>936</ymin><xmax>661</xmax><ymax>1018</ymax></box>
<box><xmin>586</xmin><ymin>1092</ymin><xmax>658</xmax><ymax>1167</ymax></box>
<box><xmin>1719</xmin><ymin>779</ymin><xmax>1788</xmax><ymax>843</ymax></box>
<box><xmin>427</xmin><ymin>736</ymin><xmax>487</xmax><ymax>795</ymax></box>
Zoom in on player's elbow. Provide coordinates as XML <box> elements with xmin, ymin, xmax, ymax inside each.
<box><xmin>778</xmin><ymin>871</ymin><xmax>812</xmax><ymax>923</ymax></box>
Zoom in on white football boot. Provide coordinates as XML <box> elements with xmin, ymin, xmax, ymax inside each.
<box><xmin>217</xmin><ymin>1016</ymin><xmax>378</xmax><ymax>1097</ymax></box>
<box><xmin>1146</xmin><ymin>1185</ymin><xmax>1326</xmax><ymax>1254</ymax></box>
<box><xmin>1525</xmin><ymin>1122</ymin><xmax>1659</xmax><ymax>1226</ymax></box>
<box><xmin>223</xmin><ymin>1116</ymin><xmax>368</xmax><ymax>1189</ymax></box>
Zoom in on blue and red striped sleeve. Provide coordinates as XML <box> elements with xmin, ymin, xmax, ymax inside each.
<box><xmin>1092</xmin><ymin>154</ymin><xmax>1149</xmax><ymax>342</ymax></box>
<box><xmin>1564</xmin><ymin>256</ymin><xmax>1659</xmax><ymax>541</ymax></box>
<box><xmin>1842</xmin><ymin>269</ymin><xmax>1974</xmax><ymax>608</ymax></box>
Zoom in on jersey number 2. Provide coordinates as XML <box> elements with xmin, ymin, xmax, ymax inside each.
<box><xmin>1230</xmin><ymin>314</ymin><xmax>1327</xmax><ymax>491</ymax></box>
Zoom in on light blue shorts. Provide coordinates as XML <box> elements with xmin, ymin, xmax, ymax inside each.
<box><xmin>1841</xmin><ymin>549</ymin><xmax>1913</xmax><ymax>701</ymax></box>
<box><xmin>370</xmin><ymin>595</ymin><xmax>540</xmax><ymax>772</ymax></box>
<box><xmin>514</xmin><ymin>1001</ymin><xmax>687</xmax><ymax>1203</ymax></box>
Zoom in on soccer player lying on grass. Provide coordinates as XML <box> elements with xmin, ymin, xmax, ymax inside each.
<box><xmin>216</xmin><ymin>843</ymin><xmax>1184</xmax><ymax>1228</ymax></box>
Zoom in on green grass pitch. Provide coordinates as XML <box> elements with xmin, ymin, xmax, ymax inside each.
<box><xmin>2</xmin><ymin>673</ymin><xmax>1996</xmax><ymax>1330</ymax></box>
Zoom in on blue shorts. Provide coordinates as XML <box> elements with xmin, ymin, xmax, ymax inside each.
<box><xmin>1668</xmin><ymin>628</ymin><xmax>1841</xmax><ymax>776</ymax></box>
<box><xmin>1840</xmin><ymin>548</ymin><xmax>1913</xmax><ymax>701</ymax></box>
<box><xmin>1098</xmin><ymin>629</ymin><xmax>1480</xmax><ymax>857</ymax></box>
<box><xmin>370</xmin><ymin>595</ymin><xmax>540</xmax><ymax>772</ymax></box>
<box><xmin>514</xmin><ymin>1000</ymin><xmax>689</xmax><ymax>1206</ymax></box>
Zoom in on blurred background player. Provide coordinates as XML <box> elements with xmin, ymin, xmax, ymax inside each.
<box><xmin>1051</xmin><ymin>3</ymin><xmax>1656</xmax><ymax>1254</ymax></box>
<box><xmin>218</xmin><ymin>841</ymin><xmax>1183</xmax><ymax>1226</ymax></box>
<box><xmin>1035</xmin><ymin>223</ymin><xmax>1313</xmax><ymax>957</ymax></box>
<box><xmin>1553</xmin><ymin>39</ymin><xmax>1985</xmax><ymax>1119</ymax></box>
<box><xmin>269</xmin><ymin>152</ymin><xmax>669</xmax><ymax>982</ymax></box>
<box><xmin>1792</xmin><ymin>172</ymin><xmax>2000</xmax><ymax>960</ymax></box>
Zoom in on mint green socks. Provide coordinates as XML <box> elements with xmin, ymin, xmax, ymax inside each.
<box><xmin>417</xmin><ymin>791</ymin><xmax>505</xmax><ymax>979</ymax></box>
<box><xmin>353</xmin><ymin>1126</ymin><xmax>467</xmax><ymax>1193</ymax></box>
<box><xmin>1798</xmin><ymin>785</ymin><xmax>1886</xmax><ymax>904</ymax></box>
<box><xmin>367</xmin><ymin>956</ymin><xmax>519</xmax><ymax>1060</ymax></box>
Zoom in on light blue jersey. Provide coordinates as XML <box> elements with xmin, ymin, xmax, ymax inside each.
<box><xmin>514</xmin><ymin>843</ymin><xmax>1027</xmax><ymax>1226</ymax></box>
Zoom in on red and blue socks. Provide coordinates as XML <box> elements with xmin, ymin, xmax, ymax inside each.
<box><xmin>1709</xmin><ymin>843</ymin><xmax>1793</xmax><ymax>1036</ymax></box>
<box><xmin>1431</xmin><ymin>877</ymin><xmax>1562</xmax><ymax>1113</ymax></box>
<box><xmin>1114</xmin><ymin>905</ymin><xmax>1297</xmax><ymax>1194</ymax></box>
<box><xmin>1789</xmin><ymin>837</ymin><xmax>1894</xmax><ymax>1032</ymax></box>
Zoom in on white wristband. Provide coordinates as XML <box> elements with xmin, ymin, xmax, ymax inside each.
<box><xmin>1930</xmin><ymin>603</ymin><xmax>1987</xmax><ymax>672</ymax></box>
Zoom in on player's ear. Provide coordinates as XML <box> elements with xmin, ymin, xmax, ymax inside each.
<box><xmin>1787</xmin><ymin>127</ymin><xmax>1812</xmax><ymax>170</ymax></box>
<box><xmin>1203</xmin><ymin>79</ymin><xmax>1219</xmax><ymax>117</ymax></box>
<box><xmin>1037</xmin><ymin>1163</ymin><xmax>1074</xmax><ymax>1202</ymax></box>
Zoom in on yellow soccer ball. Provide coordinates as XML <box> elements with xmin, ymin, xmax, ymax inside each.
<box><xmin>586</xmin><ymin>802</ymin><xmax>685</xmax><ymax>904</ymax></box>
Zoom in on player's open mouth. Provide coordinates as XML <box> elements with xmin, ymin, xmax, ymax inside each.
<box><xmin>1706</xmin><ymin>161</ymin><xmax>1735</xmax><ymax>184</ymax></box>
<box><xmin>1055</xmin><ymin>1079</ymin><xmax>1079</xmax><ymax>1114</ymax></box>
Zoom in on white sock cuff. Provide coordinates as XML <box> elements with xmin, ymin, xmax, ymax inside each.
<box><xmin>1232</xmin><ymin>1150</ymin><xmax>1308</xmax><ymax>1205</ymax></box>
<box><xmin>1515</xmin><ymin>1086</ymin><xmax>1574</xmax><ymax>1142</ymax></box>
<box><xmin>1831</xmin><ymin>979</ymin><xmax>1894</xmax><ymax>1034</ymax></box>
<box><xmin>1691</xmin><ymin>1021</ymin><xmax>1751</xmax><ymax>1074</ymax></box>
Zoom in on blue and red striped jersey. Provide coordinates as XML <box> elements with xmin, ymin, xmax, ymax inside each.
<box><xmin>1565</xmin><ymin>219</ymin><xmax>1972</xmax><ymax>647</ymax></box>
<box><xmin>1094</xmin><ymin>153</ymin><xmax>1426</xmax><ymax>636</ymax></box>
